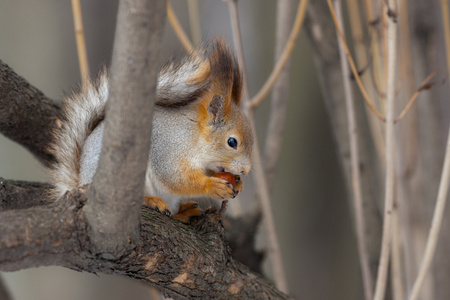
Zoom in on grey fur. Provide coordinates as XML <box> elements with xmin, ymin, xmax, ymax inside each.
<box><xmin>49</xmin><ymin>41</ymin><xmax>253</xmax><ymax>213</ymax></box>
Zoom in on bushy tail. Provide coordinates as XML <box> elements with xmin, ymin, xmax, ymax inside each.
<box><xmin>48</xmin><ymin>71</ymin><xmax>108</xmax><ymax>200</ymax></box>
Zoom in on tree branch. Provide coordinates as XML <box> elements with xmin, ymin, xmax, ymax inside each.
<box><xmin>0</xmin><ymin>60</ymin><xmax>60</xmax><ymax>166</ymax></box>
<box><xmin>0</xmin><ymin>178</ymin><xmax>52</xmax><ymax>211</ymax></box>
<box><xmin>83</xmin><ymin>0</ymin><xmax>165</xmax><ymax>259</ymax></box>
<box><xmin>0</xmin><ymin>186</ymin><xmax>287</xmax><ymax>299</ymax></box>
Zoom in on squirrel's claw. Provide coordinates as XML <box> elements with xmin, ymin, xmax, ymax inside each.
<box><xmin>173</xmin><ymin>201</ymin><xmax>203</xmax><ymax>223</ymax></box>
<box><xmin>143</xmin><ymin>196</ymin><xmax>172</xmax><ymax>216</ymax></box>
<box><xmin>232</xmin><ymin>178</ymin><xmax>243</xmax><ymax>198</ymax></box>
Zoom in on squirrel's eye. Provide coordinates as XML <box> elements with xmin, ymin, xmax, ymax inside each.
<box><xmin>227</xmin><ymin>137</ymin><xmax>238</xmax><ymax>149</ymax></box>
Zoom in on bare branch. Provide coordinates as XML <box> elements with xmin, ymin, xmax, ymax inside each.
<box><xmin>0</xmin><ymin>60</ymin><xmax>60</xmax><ymax>166</ymax></box>
<box><xmin>71</xmin><ymin>0</ymin><xmax>90</xmax><ymax>88</ymax></box>
<box><xmin>0</xmin><ymin>188</ymin><xmax>288</xmax><ymax>299</ymax></box>
<box><xmin>249</xmin><ymin>0</ymin><xmax>309</xmax><ymax>108</ymax></box>
<box><xmin>0</xmin><ymin>178</ymin><xmax>51</xmax><ymax>211</ymax></box>
<box><xmin>327</xmin><ymin>0</ymin><xmax>386</xmax><ymax>122</ymax></box>
<box><xmin>373</xmin><ymin>2</ymin><xmax>398</xmax><ymax>299</ymax></box>
<box><xmin>187</xmin><ymin>0</ymin><xmax>202</xmax><ymax>45</ymax></box>
<box><xmin>83</xmin><ymin>0</ymin><xmax>165</xmax><ymax>258</ymax></box>
<box><xmin>167</xmin><ymin>1</ymin><xmax>194</xmax><ymax>53</ymax></box>
<box><xmin>394</xmin><ymin>70</ymin><xmax>436</xmax><ymax>123</ymax></box>
<box><xmin>333</xmin><ymin>1</ymin><xmax>373</xmax><ymax>298</ymax></box>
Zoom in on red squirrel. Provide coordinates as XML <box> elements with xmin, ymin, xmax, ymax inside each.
<box><xmin>49</xmin><ymin>40</ymin><xmax>254</xmax><ymax>222</ymax></box>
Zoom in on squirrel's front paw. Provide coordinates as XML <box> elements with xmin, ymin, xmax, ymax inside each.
<box><xmin>207</xmin><ymin>176</ymin><xmax>237</xmax><ymax>199</ymax></box>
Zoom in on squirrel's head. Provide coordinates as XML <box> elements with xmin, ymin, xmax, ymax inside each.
<box><xmin>194</xmin><ymin>40</ymin><xmax>254</xmax><ymax>176</ymax></box>
<box><xmin>157</xmin><ymin>39</ymin><xmax>254</xmax><ymax>176</ymax></box>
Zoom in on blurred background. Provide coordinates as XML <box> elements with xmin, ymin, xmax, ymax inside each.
<box><xmin>0</xmin><ymin>1</ymin><xmax>359</xmax><ymax>299</ymax></box>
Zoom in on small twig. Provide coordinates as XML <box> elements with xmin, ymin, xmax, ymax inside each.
<box><xmin>394</xmin><ymin>70</ymin><xmax>437</xmax><ymax>123</ymax></box>
<box><xmin>249</xmin><ymin>0</ymin><xmax>309</xmax><ymax>108</ymax></box>
<box><xmin>71</xmin><ymin>0</ymin><xmax>90</xmax><ymax>89</ymax></box>
<box><xmin>187</xmin><ymin>0</ymin><xmax>202</xmax><ymax>45</ymax></box>
<box><xmin>225</xmin><ymin>0</ymin><xmax>289</xmax><ymax>293</ymax></box>
<box><xmin>225</xmin><ymin>0</ymin><xmax>250</xmax><ymax>102</ymax></box>
<box><xmin>347</xmin><ymin>0</ymin><xmax>387</xmax><ymax>172</ymax></box>
<box><xmin>167</xmin><ymin>0</ymin><xmax>194</xmax><ymax>53</ymax></box>
<box><xmin>373</xmin><ymin>1</ymin><xmax>398</xmax><ymax>299</ymax></box>
<box><xmin>328</xmin><ymin>0</ymin><xmax>386</xmax><ymax>122</ymax></box>
<box><xmin>364</xmin><ymin>0</ymin><xmax>386</xmax><ymax>108</ymax></box>
<box><xmin>444</xmin><ymin>0</ymin><xmax>450</xmax><ymax>77</ymax></box>
<box><xmin>334</xmin><ymin>1</ymin><xmax>373</xmax><ymax>299</ymax></box>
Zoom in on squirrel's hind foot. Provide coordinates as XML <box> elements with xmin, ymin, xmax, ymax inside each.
<box><xmin>173</xmin><ymin>201</ymin><xmax>203</xmax><ymax>223</ymax></box>
<box><xmin>143</xmin><ymin>196</ymin><xmax>172</xmax><ymax>216</ymax></box>
<box><xmin>143</xmin><ymin>197</ymin><xmax>202</xmax><ymax>223</ymax></box>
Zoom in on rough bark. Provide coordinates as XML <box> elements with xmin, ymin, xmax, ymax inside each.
<box><xmin>0</xmin><ymin>178</ymin><xmax>52</xmax><ymax>211</ymax></box>
<box><xmin>0</xmin><ymin>184</ymin><xmax>287</xmax><ymax>299</ymax></box>
<box><xmin>0</xmin><ymin>60</ymin><xmax>60</xmax><ymax>166</ymax></box>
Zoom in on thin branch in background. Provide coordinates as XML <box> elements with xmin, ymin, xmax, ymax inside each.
<box><xmin>333</xmin><ymin>1</ymin><xmax>373</xmax><ymax>299</ymax></box>
<box><xmin>187</xmin><ymin>0</ymin><xmax>202</xmax><ymax>45</ymax></box>
<box><xmin>391</xmin><ymin>203</ymin><xmax>405</xmax><ymax>300</ymax></box>
<box><xmin>263</xmin><ymin>0</ymin><xmax>295</xmax><ymax>191</ymax></box>
<box><xmin>364</xmin><ymin>0</ymin><xmax>386</xmax><ymax>109</ymax></box>
<box><xmin>407</xmin><ymin>1</ymin><xmax>450</xmax><ymax>298</ymax></box>
<box><xmin>71</xmin><ymin>0</ymin><xmax>90</xmax><ymax>89</ymax></box>
<box><xmin>443</xmin><ymin>0</ymin><xmax>450</xmax><ymax>76</ymax></box>
<box><xmin>394</xmin><ymin>70</ymin><xmax>437</xmax><ymax>123</ymax></box>
<box><xmin>226</xmin><ymin>0</ymin><xmax>250</xmax><ymax>102</ymax></box>
<box><xmin>167</xmin><ymin>0</ymin><xmax>194</xmax><ymax>53</ymax></box>
<box><xmin>249</xmin><ymin>0</ymin><xmax>309</xmax><ymax>108</ymax></box>
<box><xmin>224</xmin><ymin>0</ymin><xmax>289</xmax><ymax>293</ymax></box>
<box><xmin>327</xmin><ymin>0</ymin><xmax>386</xmax><ymax>122</ymax></box>
<box><xmin>347</xmin><ymin>0</ymin><xmax>387</xmax><ymax>167</ymax></box>
<box><xmin>373</xmin><ymin>2</ymin><xmax>398</xmax><ymax>299</ymax></box>
<box><xmin>394</xmin><ymin>0</ymin><xmax>417</xmax><ymax>293</ymax></box>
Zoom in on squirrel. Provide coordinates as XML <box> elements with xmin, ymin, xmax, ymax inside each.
<box><xmin>48</xmin><ymin>40</ymin><xmax>254</xmax><ymax>222</ymax></box>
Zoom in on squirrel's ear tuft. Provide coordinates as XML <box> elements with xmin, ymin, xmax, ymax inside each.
<box><xmin>208</xmin><ymin>39</ymin><xmax>243</xmax><ymax>110</ymax></box>
<box><xmin>207</xmin><ymin>94</ymin><xmax>226</xmax><ymax>126</ymax></box>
